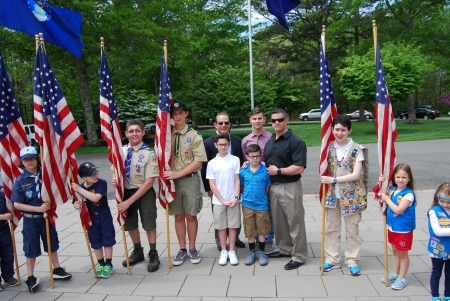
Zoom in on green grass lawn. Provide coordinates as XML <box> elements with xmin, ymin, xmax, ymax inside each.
<box><xmin>75</xmin><ymin>119</ymin><xmax>450</xmax><ymax>153</ymax></box>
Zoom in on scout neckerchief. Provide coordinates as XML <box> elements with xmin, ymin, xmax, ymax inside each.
<box><xmin>125</xmin><ymin>142</ymin><xmax>147</xmax><ymax>184</ymax></box>
<box><xmin>174</xmin><ymin>125</ymin><xmax>192</xmax><ymax>159</ymax></box>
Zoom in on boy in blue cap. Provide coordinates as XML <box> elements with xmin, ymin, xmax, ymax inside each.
<box><xmin>71</xmin><ymin>162</ymin><xmax>116</xmax><ymax>278</ymax></box>
<box><xmin>0</xmin><ymin>184</ymin><xmax>19</xmax><ymax>291</ymax></box>
<box><xmin>12</xmin><ymin>146</ymin><xmax>72</xmax><ymax>293</ymax></box>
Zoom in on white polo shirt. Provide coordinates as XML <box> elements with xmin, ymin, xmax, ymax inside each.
<box><xmin>206</xmin><ymin>153</ymin><xmax>240</xmax><ymax>206</ymax></box>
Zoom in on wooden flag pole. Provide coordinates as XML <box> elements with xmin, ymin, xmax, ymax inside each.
<box><xmin>319</xmin><ymin>25</ymin><xmax>326</xmax><ymax>276</ymax></box>
<box><xmin>37</xmin><ymin>35</ymin><xmax>54</xmax><ymax>289</ymax></box>
<box><xmin>69</xmin><ymin>168</ymin><xmax>97</xmax><ymax>279</ymax></box>
<box><xmin>9</xmin><ymin>222</ymin><xmax>21</xmax><ymax>286</ymax></box>
<box><xmin>373</xmin><ymin>20</ymin><xmax>389</xmax><ymax>287</ymax></box>
<box><xmin>101</xmin><ymin>37</ymin><xmax>131</xmax><ymax>275</ymax></box>
<box><xmin>163</xmin><ymin>40</ymin><xmax>172</xmax><ymax>270</ymax></box>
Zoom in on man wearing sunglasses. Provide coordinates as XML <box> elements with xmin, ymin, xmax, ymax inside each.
<box><xmin>265</xmin><ymin>108</ymin><xmax>308</xmax><ymax>270</ymax></box>
<box><xmin>201</xmin><ymin>112</ymin><xmax>245</xmax><ymax>250</ymax></box>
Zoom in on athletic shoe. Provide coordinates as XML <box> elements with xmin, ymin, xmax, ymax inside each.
<box><xmin>323</xmin><ymin>262</ymin><xmax>340</xmax><ymax>272</ymax></box>
<box><xmin>258</xmin><ymin>250</ymin><xmax>268</xmax><ymax>266</ymax></box>
<box><xmin>189</xmin><ymin>248</ymin><xmax>202</xmax><ymax>264</ymax></box>
<box><xmin>26</xmin><ymin>276</ymin><xmax>39</xmax><ymax>293</ymax></box>
<box><xmin>218</xmin><ymin>250</ymin><xmax>228</xmax><ymax>266</ymax></box>
<box><xmin>443</xmin><ymin>297</ymin><xmax>450</xmax><ymax>301</ymax></box>
<box><xmin>122</xmin><ymin>248</ymin><xmax>144</xmax><ymax>267</ymax></box>
<box><xmin>244</xmin><ymin>250</ymin><xmax>256</xmax><ymax>265</ymax></box>
<box><xmin>431</xmin><ymin>297</ymin><xmax>442</xmax><ymax>301</ymax></box>
<box><xmin>381</xmin><ymin>272</ymin><xmax>398</xmax><ymax>284</ymax></box>
<box><xmin>0</xmin><ymin>285</ymin><xmax>3</xmax><ymax>292</ymax></box>
<box><xmin>102</xmin><ymin>265</ymin><xmax>114</xmax><ymax>278</ymax></box>
<box><xmin>229</xmin><ymin>250</ymin><xmax>239</xmax><ymax>265</ymax></box>
<box><xmin>7</xmin><ymin>277</ymin><xmax>19</xmax><ymax>286</ymax></box>
<box><xmin>348</xmin><ymin>266</ymin><xmax>361</xmax><ymax>276</ymax></box>
<box><xmin>96</xmin><ymin>265</ymin><xmax>104</xmax><ymax>278</ymax></box>
<box><xmin>391</xmin><ymin>277</ymin><xmax>408</xmax><ymax>290</ymax></box>
<box><xmin>173</xmin><ymin>250</ymin><xmax>188</xmax><ymax>266</ymax></box>
<box><xmin>53</xmin><ymin>267</ymin><xmax>72</xmax><ymax>280</ymax></box>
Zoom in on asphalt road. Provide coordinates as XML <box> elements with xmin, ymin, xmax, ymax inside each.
<box><xmin>78</xmin><ymin>139</ymin><xmax>449</xmax><ymax>200</ymax></box>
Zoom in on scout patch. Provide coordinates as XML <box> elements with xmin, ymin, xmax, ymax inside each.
<box><xmin>138</xmin><ymin>155</ymin><xmax>145</xmax><ymax>163</ymax></box>
<box><xmin>136</xmin><ymin>164</ymin><xmax>142</xmax><ymax>174</ymax></box>
<box><xmin>184</xmin><ymin>151</ymin><xmax>189</xmax><ymax>157</ymax></box>
<box><xmin>187</xmin><ymin>138</ymin><xmax>192</xmax><ymax>143</ymax></box>
<box><xmin>152</xmin><ymin>166</ymin><xmax>158</xmax><ymax>174</ymax></box>
<box><xmin>26</xmin><ymin>190</ymin><xmax>33</xmax><ymax>198</ymax></box>
<box><xmin>198</xmin><ymin>135</ymin><xmax>203</xmax><ymax>140</ymax></box>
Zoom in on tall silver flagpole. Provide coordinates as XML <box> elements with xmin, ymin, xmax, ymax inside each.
<box><xmin>248</xmin><ymin>0</ymin><xmax>254</xmax><ymax>110</ymax></box>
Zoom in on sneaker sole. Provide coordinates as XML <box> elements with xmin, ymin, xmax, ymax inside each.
<box><xmin>173</xmin><ymin>255</ymin><xmax>188</xmax><ymax>266</ymax></box>
<box><xmin>244</xmin><ymin>260</ymin><xmax>256</xmax><ymax>266</ymax></box>
<box><xmin>28</xmin><ymin>278</ymin><xmax>39</xmax><ymax>293</ymax></box>
<box><xmin>349</xmin><ymin>271</ymin><xmax>361</xmax><ymax>276</ymax></box>
<box><xmin>381</xmin><ymin>278</ymin><xmax>397</xmax><ymax>284</ymax></box>
<box><xmin>230</xmin><ymin>260</ymin><xmax>239</xmax><ymax>266</ymax></box>
<box><xmin>190</xmin><ymin>257</ymin><xmax>202</xmax><ymax>264</ymax></box>
<box><xmin>53</xmin><ymin>274</ymin><xmax>72</xmax><ymax>280</ymax></box>
<box><xmin>391</xmin><ymin>284</ymin><xmax>407</xmax><ymax>290</ymax></box>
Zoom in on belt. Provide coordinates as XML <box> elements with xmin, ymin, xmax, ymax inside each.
<box><xmin>23</xmin><ymin>213</ymin><xmax>44</xmax><ymax>218</ymax></box>
<box><xmin>182</xmin><ymin>172</ymin><xmax>198</xmax><ymax>178</ymax></box>
<box><xmin>0</xmin><ymin>222</ymin><xmax>7</xmax><ymax>229</ymax></box>
<box><xmin>125</xmin><ymin>188</ymin><xmax>139</xmax><ymax>193</ymax></box>
<box><xmin>92</xmin><ymin>212</ymin><xmax>99</xmax><ymax>215</ymax></box>
<box><xmin>272</xmin><ymin>182</ymin><xmax>284</xmax><ymax>185</ymax></box>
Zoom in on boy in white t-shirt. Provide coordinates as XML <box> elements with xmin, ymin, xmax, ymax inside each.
<box><xmin>206</xmin><ymin>133</ymin><xmax>241</xmax><ymax>266</ymax></box>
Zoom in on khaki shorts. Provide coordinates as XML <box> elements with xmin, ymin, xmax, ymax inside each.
<box><xmin>124</xmin><ymin>188</ymin><xmax>157</xmax><ymax>232</ymax></box>
<box><xmin>213</xmin><ymin>204</ymin><xmax>241</xmax><ymax>230</ymax></box>
<box><xmin>169</xmin><ymin>175</ymin><xmax>203</xmax><ymax>216</ymax></box>
<box><xmin>242</xmin><ymin>206</ymin><xmax>271</xmax><ymax>238</ymax></box>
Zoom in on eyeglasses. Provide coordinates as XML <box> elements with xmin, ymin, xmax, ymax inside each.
<box><xmin>247</xmin><ymin>155</ymin><xmax>261</xmax><ymax>160</ymax></box>
<box><xmin>271</xmin><ymin>118</ymin><xmax>286</xmax><ymax>123</ymax></box>
<box><xmin>438</xmin><ymin>194</ymin><xmax>450</xmax><ymax>201</ymax></box>
<box><xmin>216</xmin><ymin>143</ymin><xmax>230</xmax><ymax>148</ymax></box>
<box><xmin>216</xmin><ymin>121</ymin><xmax>230</xmax><ymax>125</ymax></box>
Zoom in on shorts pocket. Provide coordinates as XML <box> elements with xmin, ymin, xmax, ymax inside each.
<box><xmin>196</xmin><ymin>193</ymin><xmax>203</xmax><ymax>214</ymax></box>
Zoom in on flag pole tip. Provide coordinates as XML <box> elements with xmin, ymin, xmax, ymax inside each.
<box><xmin>322</xmin><ymin>25</ymin><xmax>326</xmax><ymax>32</ymax></box>
<box><xmin>372</xmin><ymin>20</ymin><xmax>377</xmax><ymax>27</ymax></box>
<box><xmin>100</xmin><ymin>37</ymin><xmax>104</xmax><ymax>48</ymax></box>
<box><xmin>164</xmin><ymin>40</ymin><xmax>167</xmax><ymax>46</ymax></box>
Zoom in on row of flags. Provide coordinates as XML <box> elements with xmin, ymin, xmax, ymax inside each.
<box><xmin>0</xmin><ymin>38</ymin><xmax>174</xmax><ymax>229</ymax></box>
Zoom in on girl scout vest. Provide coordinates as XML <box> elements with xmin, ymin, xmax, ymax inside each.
<box><xmin>427</xmin><ymin>205</ymin><xmax>450</xmax><ymax>259</ymax></box>
<box><xmin>325</xmin><ymin>142</ymin><xmax>368</xmax><ymax>216</ymax></box>
<box><xmin>386</xmin><ymin>186</ymin><xmax>416</xmax><ymax>232</ymax></box>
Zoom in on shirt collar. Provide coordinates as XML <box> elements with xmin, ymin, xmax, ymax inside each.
<box><xmin>128</xmin><ymin>142</ymin><xmax>144</xmax><ymax>151</ymax></box>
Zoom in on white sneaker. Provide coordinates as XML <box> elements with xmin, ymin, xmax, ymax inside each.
<box><xmin>229</xmin><ymin>250</ymin><xmax>239</xmax><ymax>266</ymax></box>
<box><xmin>218</xmin><ymin>250</ymin><xmax>228</xmax><ymax>266</ymax></box>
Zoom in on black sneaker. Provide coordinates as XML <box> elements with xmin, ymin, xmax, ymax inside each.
<box><xmin>7</xmin><ymin>277</ymin><xmax>19</xmax><ymax>286</ymax></box>
<box><xmin>53</xmin><ymin>267</ymin><xmax>72</xmax><ymax>280</ymax></box>
<box><xmin>26</xmin><ymin>276</ymin><xmax>39</xmax><ymax>293</ymax></box>
<box><xmin>122</xmin><ymin>247</ymin><xmax>145</xmax><ymax>267</ymax></box>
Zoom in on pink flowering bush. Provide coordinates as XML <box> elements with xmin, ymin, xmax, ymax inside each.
<box><xmin>439</xmin><ymin>93</ymin><xmax>450</xmax><ymax>105</ymax></box>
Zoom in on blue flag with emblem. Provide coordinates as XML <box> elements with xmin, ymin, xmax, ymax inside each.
<box><xmin>0</xmin><ymin>0</ymin><xmax>84</xmax><ymax>58</ymax></box>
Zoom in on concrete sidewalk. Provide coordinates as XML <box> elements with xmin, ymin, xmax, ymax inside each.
<box><xmin>2</xmin><ymin>190</ymin><xmax>439</xmax><ymax>300</ymax></box>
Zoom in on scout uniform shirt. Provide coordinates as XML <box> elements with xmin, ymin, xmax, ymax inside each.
<box><xmin>123</xmin><ymin>142</ymin><xmax>159</xmax><ymax>189</ymax></box>
<box><xmin>171</xmin><ymin>124</ymin><xmax>207</xmax><ymax>171</ymax></box>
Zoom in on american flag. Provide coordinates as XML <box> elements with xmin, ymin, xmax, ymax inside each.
<box><xmin>155</xmin><ymin>50</ymin><xmax>175</xmax><ymax>208</ymax></box>
<box><xmin>99</xmin><ymin>47</ymin><xmax>126</xmax><ymax>225</ymax></box>
<box><xmin>33</xmin><ymin>42</ymin><xmax>87</xmax><ymax>227</ymax></box>
<box><xmin>373</xmin><ymin>42</ymin><xmax>397</xmax><ymax>199</ymax></box>
<box><xmin>0</xmin><ymin>52</ymin><xmax>28</xmax><ymax>228</ymax></box>
<box><xmin>319</xmin><ymin>36</ymin><xmax>338</xmax><ymax>200</ymax></box>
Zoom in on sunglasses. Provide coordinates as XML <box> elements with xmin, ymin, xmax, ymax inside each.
<box><xmin>216</xmin><ymin>121</ymin><xmax>230</xmax><ymax>125</ymax></box>
<box><xmin>271</xmin><ymin>117</ymin><xmax>286</xmax><ymax>123</ymax></box>
<box><xmin>438</xmin><ymin>194</ymin><xmax>450</xmax><ymax>201</ymax></box>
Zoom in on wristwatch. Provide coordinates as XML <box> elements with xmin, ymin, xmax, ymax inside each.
<box><xmin>235</xmin><ymin>196</ymin><xmax>239</xmax><ymax>200</ymax></box>
<box><xmin>333</xmin><ymin>177</ymin><xmax>337</xmax><ymax>184</ymax></box>
<box><xmin>277</xmin><ymin>168</ymin><xmax>281</xmax><ymax>175</ymax></box>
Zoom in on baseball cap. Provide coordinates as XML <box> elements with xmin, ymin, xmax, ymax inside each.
<box><xmin>78</xmin><ymin>162</ymin><xmax>98</xmax><ymax>178</ymax></box>
<box><xmin>170</xmin><ymin>102</ymin><xmax>187</xmax><ymax>112</ymax></box>
<box><xmin>20</xmin><ymin>146</ymin><xmax>38</xmax><ymax>161</ymax></box>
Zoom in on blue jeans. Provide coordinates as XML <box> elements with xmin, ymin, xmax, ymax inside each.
<box><xmin>431</xmin><ymin>257</ymin><xmax>450</xmax><ymax>297</ymax></box>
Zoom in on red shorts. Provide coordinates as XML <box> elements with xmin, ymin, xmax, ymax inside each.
<box><xmin>388</xmin><ymin>230</ymin><xmax>413</xmax><ymax>251</ymax></box>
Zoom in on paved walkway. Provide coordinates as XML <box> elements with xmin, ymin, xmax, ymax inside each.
<box><xmin>2</xmin><ymin>190</ymin><xmax>439</xmax><ymax>300</ymax></box>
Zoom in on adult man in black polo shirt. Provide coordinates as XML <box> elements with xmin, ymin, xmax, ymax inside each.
<box><xmin>265</xmin><ymin>108</ymin><xmax>308</xmax><ymax>270</ymax></box>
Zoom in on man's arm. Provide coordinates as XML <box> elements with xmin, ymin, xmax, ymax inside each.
<box><xmin>267</xmin><ymin>165</ymin><xmax>304</xmax><ymax>176</ymax></box>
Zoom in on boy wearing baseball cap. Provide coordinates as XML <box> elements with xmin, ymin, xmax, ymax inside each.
<box><xmin>71</xmin><ymin>162</ymin><xmax>116</xmax><ymax>278</ymax></box>
<box><xmin>12</xmin><ymin>146</ymin><xmax>72</xmax><ymax>293</ymax></box>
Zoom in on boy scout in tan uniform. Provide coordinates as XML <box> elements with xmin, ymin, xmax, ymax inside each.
<box><xmin>163</xmin><ymin>102</ymin><xmax>207</xmax><ymax>266</ymax></box>
<box><xmin>113</xmin><ymin>119</ymin><xmax>160</xmax><ymax>272</ymax></box>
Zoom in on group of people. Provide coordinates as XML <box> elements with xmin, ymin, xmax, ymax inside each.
<box><xmin>1</xmin><ymin>105</ymin><xmax>450</xmax><ymax>301</ymax></box>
